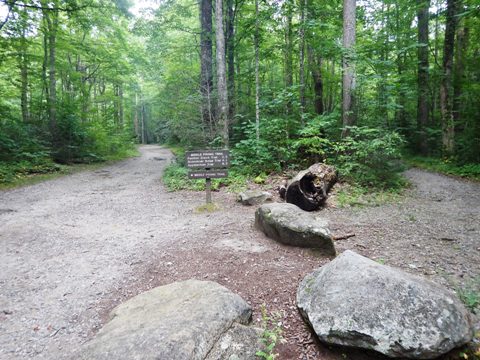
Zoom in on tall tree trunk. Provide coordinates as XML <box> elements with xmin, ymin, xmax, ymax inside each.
<box><xmin>327</xmin><ymin>60</ymin><xmax>335</xmax><ymax>112</ymax></box>
<box><xmin>113</xmin><ymin>85</ymin><xmax>119</xmax><ymax>125</ymax></box>
<box><xmin>453</xmin><ymin>17</ymin><xmax>468</xmax><ymax>129</ymax></box>
<box><xmin>134</xmin><ymin>91</ymin><xmax>139</xmax><ymax>139</ymax></box>
<box><xmin>119</xmin><ymin>84</ymin><xmax>124</xmax><ymax>127</ymax></box>
<box><xmin>377</xmin><ymin>1</ymin><xmax>388</xmax><ymax>126</ymax></box>
<box><xmin>199</xmin><ymin>0</ymin><xmax>214</xmax><ymax>142</ymax></box>
<box><xmin>299</xmin><ymin>0</ymin><xmax>306</xmax><ymax>118</ymax></box>
<box><xmin>431</xmin><ymin>1</ymin><xmax>440</xmax><ymax>125</ymax></box>
<box><xmin>284</xmin><ymin>0</ymin><xmax>293</xmax><ymax>114</ymax></box>
<box><xmin>141</xmin><ymin>96</ymin><xmax>146</xmax><ymax>144</ymax></box>
<box><xmin>41</xmin><ymin>14</ymin><xmax>49</xmax><ymax>122</ymax></box>
<box><xmin>440</xmin><ymin>0</ymin><xmax>457</xmax><ymax>156</ymax></box>
<box><xmin>394</xmin><ymin>0</ymin><xmax>407</xmax><ymax>135</ymax></box>
<box><xmin>43</xmin><ymin>5</ymin><xmax>58</xmax><ymax>136</ymax></box>
<box><xmin>342</xmin><ymin>0</ymin><xmax>356</xmax><ymax>137</ymax></box>
<box><xmin>308</xmin><ymin>46</ymin><xmax>324</xmax><ymax>115</ymax></box>
<box><xmin>19</xmin><ymin>9</ymin><xmax>29</xmax><ymax>123</ymax></box>
<box><xmin>417</xmin><ymin>0</ymin><xmax>430</xmax><ymax>155</ymax></box>
<box><xmin>226</xmin><ymin>0</ymin><xmax>235</xmax><ymax>121</ymax></box>
<box><xmin>215</xmin><ymin>0</ymin><xmax>229</xmax><ymax>147</ymax></box>
<box><xmin>255</xmin><ymin>0</ymin><xmax>260</xmax><ymax>142</ymax></box>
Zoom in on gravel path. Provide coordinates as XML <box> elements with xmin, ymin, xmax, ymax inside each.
<box><xmin>1</xmin><ymin>145</ymin><xmax>478</xmax><ymax>360</ymax></box>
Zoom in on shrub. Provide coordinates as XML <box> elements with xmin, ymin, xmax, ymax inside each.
<box><xmin>333</xmin><ymin>126</ymin><xmax>406</xmax><ymax>188</ymax></box>
<box><xmin>231</xmin><ymin>118</ymin><xmax>295</xmax><ymax>175</ymax></box>
<box><xmin>292</xmin><ymin>112</ymin><xmax>338</xmax><ymax>165</ymax></box>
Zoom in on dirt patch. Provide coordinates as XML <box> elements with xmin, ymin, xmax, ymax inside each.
<box><xmin>1</xmin><ymin>146</ymin><xmax>478</xmax><ymax>360</ymax></box>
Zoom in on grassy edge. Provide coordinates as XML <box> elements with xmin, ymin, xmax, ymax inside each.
<box><xmin>404</xmin><ymin>156</ymin><xmax>480</xmax><ymax>182</ymax></box>
<box><xmin>0</xmin><ymin>147</ymin><xmax>140</xmax><ymax>191</ymax></box>
<box><xmin>161</xmin><ymin>144</ymin><xmax>251</xmax><ymax>193</ymax></box>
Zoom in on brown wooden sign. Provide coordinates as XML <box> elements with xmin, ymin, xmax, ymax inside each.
<box><xmin>186</xmin><ymin>149</ymin><xmax>230</xmax><ymax>204</ymax></box>
<box><xmin>186</xmin><ymin>150</ymin><xmax>229</xmax><ymax>169</ymax></box>
<box><xmin>188</xmin><ymin>170</ymin><xmax>228</xmax><ymax>179</ymax></box>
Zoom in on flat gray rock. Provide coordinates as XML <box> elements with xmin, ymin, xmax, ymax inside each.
<box><xmin>237</xmin><ymin>190</ymin><xmax>273</xmax><ymax>206</ymax></box>
<box><xmin>297</xmin><ymin>250</ymin><xmax>474</xmax><ymax>359</ymax></box>
<box><xmin>78</xmin><ymin>280</ymin><xmax>261</xmax><ymax>360</ymax></box>
<box><xmin>255</xmin><ymin>203</ymin><xmax>335</xmax><ymax>255</ymax></box>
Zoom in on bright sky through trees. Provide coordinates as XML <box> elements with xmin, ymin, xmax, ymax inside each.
<box><xmin>0</xmin><ymin>0</ymin><xmax>159</xmax><ymax>20</ymax></box>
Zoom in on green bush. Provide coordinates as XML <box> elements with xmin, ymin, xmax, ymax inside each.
<box><xmin>0</xmin><ymin>159</ymin><xmax>62</xmax><ymax>184</ymax></box>
<box><xmin>231</xmin><ymin>118</ymin><xmax>295</xmax><ymax>175</ymax></box>
<box><xmin>406</xmin><ymin>156</ymin><xmax>480</xmax><ymax>181</ymax></box>
<box><xmin>232</xmin><ymin>116</ymin><xmax>406</xmax><ymax>189</ymax></box>
<box><xmin>162</xmin><ymin>161</ymin><xmax>248</xmax><ymax>193</ymax></box>
<box><xmin>292</xmin><ymin>112</ymin><xmax>338</xmax><ymax>165</ymax></box>
<box><xmin>333</xmin><ymin>126</ymin><xmax>406</xmax><ymax>188</ymax></box>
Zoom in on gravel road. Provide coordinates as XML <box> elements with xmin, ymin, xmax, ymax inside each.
<box><xmin>1</xmin><ymin>145</ymin><xmax>478</xmax><ymax>360</ymax></box>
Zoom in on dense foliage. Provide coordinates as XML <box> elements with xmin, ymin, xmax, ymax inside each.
<box><xmin>0</xmin><ymin>0</ymin><xmax>144</xmax><ymax>183</ymax></box>
<box><xmin>138</xmin><ymin>0</ymin><xmax>479</xmax><ymax>187</ymax></box>
<box><xmin>1</xmin><ymin>0</ymin><xmax>479</xmax><ymax>187</ymax></box>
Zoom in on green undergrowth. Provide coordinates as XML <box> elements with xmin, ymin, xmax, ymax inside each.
<box><xmin>194</xmin><ymin>202</ymin><xmax>220</xmax><ymax>213</ymax></box>
<box><xmin>406</xmin><ymin>156</ymin><xmax>480</xmax><ymax>181</ymax></box>
<box><xmin>334</xmin><ymin>183</ymin><xmax>406</xmax><ymax>208</ymax></box>
<box><xmin>162</xmin><ymin>162</ymin><xmax>249</xmax><ymax>193</ymax></box>
<box><xmin>0</xmin><ymin>147</ymin><xmax>139</xmax><ymax>190</ymax></box>
<box><xmin>256</xmin><ymin>304</ymin><xmax>283</xmax><ymax>360</ymax></box>
<box><xmin>162</xmin><ymin>145</ymin><xmax>249</xmax><ymax>193</ymax></box>
<box><xmin>456</xmin><ymin>276</ymin><xmax>480</xmax><ymax>314</ymax></box>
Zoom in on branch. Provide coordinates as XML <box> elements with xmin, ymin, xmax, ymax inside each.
<box><xmin>332</xmin><ymin>233</ymin><xmax>356</xmax><ymax>241</ymax></box>
<box><xmin>1</xmin><ymin>0</ymin><xmax>98</xmax><ymax>13</ymax></box>
<box><xmin>0</xmin><ymin>0</ymin><xmax>15</xmax><ymax>31</ymax></box>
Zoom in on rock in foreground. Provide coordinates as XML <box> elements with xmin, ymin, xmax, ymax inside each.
<box><xmin>79</xmin><ymin>280</ymin><xmax>260</xmax><ymax>360</ymax></box>
<box><xmin>255</xmin><ymin>203</ymin><xmax>335</xmax><ymax>255</ymax></box>
<box><xmin>297</xmin><ymin>250</ymin><xmax>473</xmax><ymax>359</ymax></box>
<box><xmin>237</xmin><ymin>190</ymin><xmax>273</xmax><ymax>205</ymax></box>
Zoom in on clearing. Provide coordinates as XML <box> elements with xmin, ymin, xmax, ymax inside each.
<box><xmin>0</xmin><ymin>145</ymin><xmax>478</xmax><ymax>359</ymax></box>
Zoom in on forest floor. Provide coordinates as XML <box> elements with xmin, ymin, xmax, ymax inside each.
<box><xmin>0</xmin><ymin>145</ymin><xmax>479</xmax><ymax>360</ymax></box>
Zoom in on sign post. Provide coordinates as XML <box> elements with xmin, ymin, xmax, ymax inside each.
<box><xmin>186</xmin><ymin>150</ymin><xmax>230</xmax><ymax>204</ymax></box>
<box><xmin>205</xmin><ymin>175</ymin><xmax>212</xmax><ymax>204</ymax></box>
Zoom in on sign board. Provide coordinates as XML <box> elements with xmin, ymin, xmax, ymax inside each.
<box><xmin>186</xmin><ymin>149</ymin><xmax>230</xmax><ymax>205</ymax></box>
<box><xmin>186</xmin><ymin>150</ymin><xmax>229</xmax><ymax>169</ymax></box>
<box><xmin>188</xmin><ymin>170</ymin><xmax>228</xmax><ymax>179</ymax></box>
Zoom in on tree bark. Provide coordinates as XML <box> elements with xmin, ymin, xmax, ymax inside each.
<box><xmin>134</xmin><ymin>91</ymin><xmax>139</xmax><ymax>140</ymax></box>
<box><xmin>393</xmin><ymin>0</ymin><xmax>408</xmax><ymax>135</ymax></box>
<box><xmin>119</xmin><ymin>84</ymin><xmax>124</xmax><ymax>127</ymax></box>
<box><xmin>42</xmin><ymin>4</ymin><xmax>59</xmax><ymax>136</ymax></box>
<box><xmin>417</xmin><ymin>0</ymin><xmax>430</xmax><ymax>155</ymax></box>
<box><xmin>342</xmin><ymin>0</ymin><xmax>356</xmax><ymax>137</ymax></box>
<box><xmin>284</xmin><ymin>163</ymin><xmax>337</xmax><ymax>211</ymax></box>
<box><xmin>19</xmin><ymin>9</ymin><xmax>29</xmax><ymax>123</ymax></box>
<box><xmin>226</xmin><ymin>0</ymin><xmax>235</xmax><ymax>121</ymax></box>
<box><xmin>284</xmin><ymin>0</ymin><xmax>293</xmax><ymax>114</ymax></box>
<box><xmin>141</xmin><ymin>96</ymin><xmax>146</xmax><ymax>144</ymax></box>
<box><xmin>299</xmin><ymin>0</ymin><xmax>306</xmax><ymax>118</ymax></box>
<box><xmin>453</xmin><ymin>16</ymin><xmax>468</xmax><ymax>129</ymax></box>
<box><xmin>255</xmin><ymin>0</ymin><xmax>260</xmax><ymax>142</ymax></box>
<box><xmin>308</xmin><ymin>46</ymin><xmax>324</xmax><ymax>115</ymax></box>
<box><xmin>440</xmin><ymin>0</ymin><xmax>457</xmax><ymax>156</ymax></box>
<box><xmin>215</xmin><ymin>0</ymin><xmax>229</xmax><ymax>148</ymax></box>
<box><xmin>199</xmin><ymin>0</ymin><xmax>214</xmax><ymax>142</ymax></box>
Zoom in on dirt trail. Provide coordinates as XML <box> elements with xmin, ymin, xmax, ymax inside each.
<box><xmin>1</xmin><ymin>145</ymin><xmax>478</xmax><ymax>360</ymax></box>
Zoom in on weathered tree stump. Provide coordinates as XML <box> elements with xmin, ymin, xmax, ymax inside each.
<box><xmin>284</xmin><ymin>163</ymin><xmax>337</xmax><ymax>211</ymax></box>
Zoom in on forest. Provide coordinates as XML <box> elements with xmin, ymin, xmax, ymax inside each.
<box><xmin>0</xmin><ymin>0</ymin><xmax>479</xmax><ymax>187</ymax></box>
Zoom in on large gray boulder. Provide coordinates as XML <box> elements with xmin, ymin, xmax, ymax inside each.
<box><xmin>237</xmin><ymin>190</ymin><xmax>273</xmax><ymax>206</ymax></box>
<box><xmin>297</xmin><ymin>250</ymin><xmax>474</xmax><ymax>359</ymax></box>
<box><xmin>79</xmin><ymin>280</ymin><xmax>261</xmax><ymax>360</ymax></box>
<box><xmin>255</xmin><ymin>203</ymin><xmax>335</xmax><ymax>255</ymax></box>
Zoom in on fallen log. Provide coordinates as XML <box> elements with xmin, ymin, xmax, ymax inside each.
<box><xmin>285</xmin><ymin>163</ymin><xmax>337</xmax><ymax>211</ymax></box>
<box><xmin>332</xmin><ymin>233</ymin><xmax>356</xmax><ymax>241</ymax></box>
